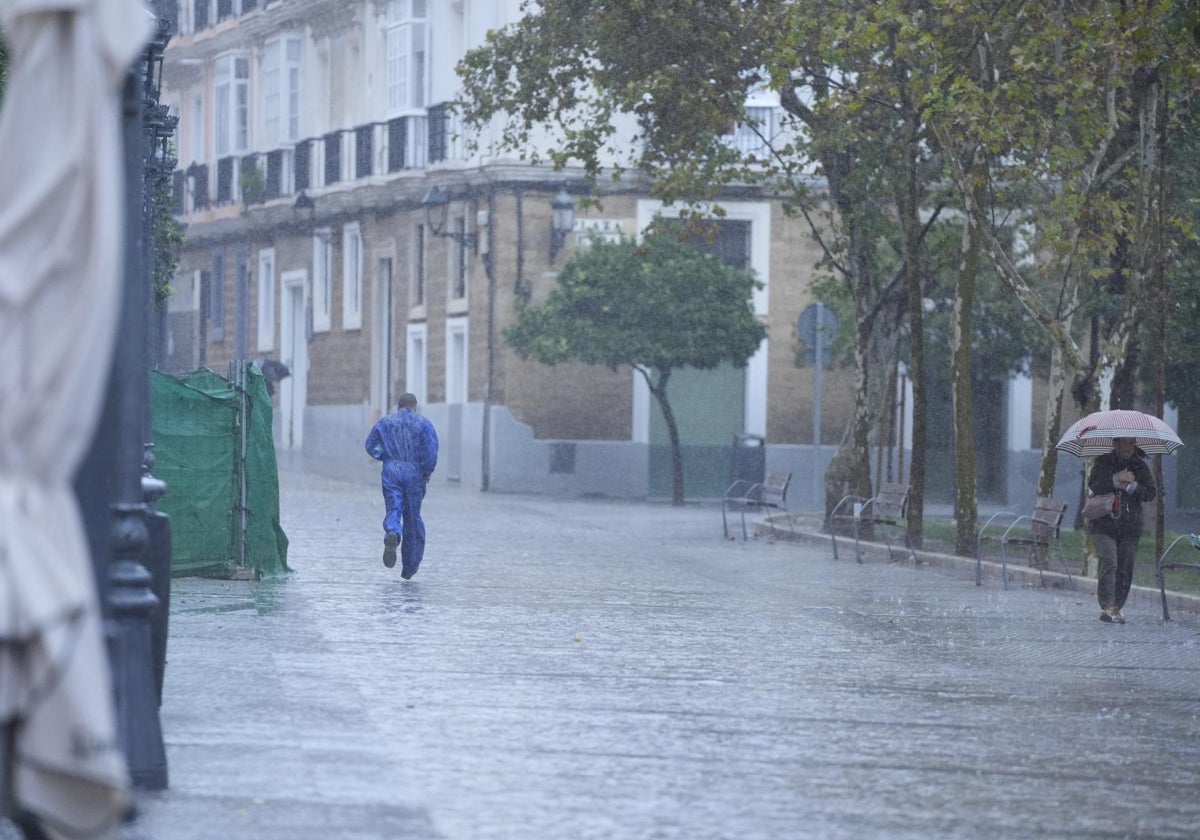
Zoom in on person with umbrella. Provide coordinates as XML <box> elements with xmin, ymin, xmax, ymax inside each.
<box><xmin>1087</xmin><ymin>437</ymin><xmax>1156</xmax><ymax>624</ymax></box>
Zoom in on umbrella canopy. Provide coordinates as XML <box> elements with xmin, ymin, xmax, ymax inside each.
<box><xmin>0</xmin><ymin>0</ymin><xmax>152</xmax><ymax>837</ymax></box>
<box><xmin>1055</xmin><ymin>409</ymin><xmax>1183</xmax><ymax>458</ymax></box>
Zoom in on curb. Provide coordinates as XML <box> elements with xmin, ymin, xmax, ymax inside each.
<box><xmin>755</xmin><ymin>515</ymin><xmax>1200</xmax><ymax>619</ymax></box>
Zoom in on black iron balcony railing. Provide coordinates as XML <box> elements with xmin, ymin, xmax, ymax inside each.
<box><xmin>172</xmin><ymin>105</ymin><xmax>455</xmax><ymax>215</ymax></box>
<box><xmin>184</xmin><ymin>0</ymin><xmax>258</xmax><ymax>35</ymax></box>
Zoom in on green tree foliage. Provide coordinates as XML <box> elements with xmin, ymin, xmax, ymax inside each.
<box><xmin>459</xmin><ymin>1</ymin><xmax>931</xmax><ymax>529</ymax></box>
<box><xmin>460</xmin><ymin>0</ymin><xmax>1200</xmax><ymax>535</ymax></box>
<box><xmin>925</xmin><ymin>0</ymin><xmax>1200</xmax><ymax>502</ymax></box>
<box><xmin>1142</xmin><ymin>94</ymin><xmax>1200</xmax><ymax>413</ymax></box>
<box><xmin>153</xmin><ymin>170</ymin><xmax>184</xmax><ymax>309</ymax></box>
<box><xmin>506</xmin><ymin>232</ymin><xmax>767</xmax><ymax>505</ymax></box>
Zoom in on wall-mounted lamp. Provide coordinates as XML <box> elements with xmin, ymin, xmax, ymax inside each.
<box><xmin>550</xmin><ymin>187</ymin><xmax>576</xmax><ymax>260</ymax></box>
<box><xmin>422</xmin><ymin>185</ymin><xmax>477</xmax><ymax>251</ymax></box>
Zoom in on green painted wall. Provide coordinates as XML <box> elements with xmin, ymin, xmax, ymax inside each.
<box><xmin>649</xmin><ymin>363</ymin><xmax>746</xmax><ymax>499</ymax></box>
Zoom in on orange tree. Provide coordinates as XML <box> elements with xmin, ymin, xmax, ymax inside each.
<box><xmin>506</xmin><ymin>231</ymin><xmax>766</xmax><ymax>506</ymax></box>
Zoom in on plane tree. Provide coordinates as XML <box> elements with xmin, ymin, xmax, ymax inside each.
<box><xmin>925</xmin><ymin>0</ymin><xmax>1200</xmax><ymax>503</ymax></box>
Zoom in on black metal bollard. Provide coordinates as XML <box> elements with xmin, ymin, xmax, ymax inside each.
<box><xmin>142</xmin><ymin>476</ymin><xmax>171</xmax><ymax>706</ymax></box>
<box><xmin>108</xmin><ymin>505</ymin><xmax>168</xmax><ymax>791</ymax></box>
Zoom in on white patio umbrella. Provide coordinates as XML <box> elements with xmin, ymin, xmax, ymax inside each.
<box><xmin>0</xmin><ymin>0</ymin><xmax>152</xmax><ymax>837</ymax></box>
<box><xmin>1055</xmin><ymin>409</ymin><xmax>1183</xmax><ymax>458</ymax></box>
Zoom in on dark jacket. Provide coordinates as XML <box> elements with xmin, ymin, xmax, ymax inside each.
<box><xmin>1087</xmin><ymin>448</ymin><xmax>1156</xmax><ymax>538</ymax></box>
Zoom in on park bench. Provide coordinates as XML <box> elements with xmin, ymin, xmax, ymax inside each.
<box><xmin>722</xmin><ymin>471</ymin><xmax>792</xmax><ymax>540</ymax></box>
<box><xmin>828</xmin><ymin>482</ymin><xmax>913</xmax><ymax>563</ymax></box>
<box><xmin>975</xmin><ymin>498</ymin><xmax>1070</xmax><ymax>590</ymax></box>
<box><xmin>1155</xmin><ymin>533</ymin><xmax>1200</xmax><ymax>621</ymax></box>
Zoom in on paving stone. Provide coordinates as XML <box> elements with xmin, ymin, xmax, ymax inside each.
<box><xmin>109</xmin><ymin>463</ymin><xmax>1200</xmax><ymax>840</ymax></box>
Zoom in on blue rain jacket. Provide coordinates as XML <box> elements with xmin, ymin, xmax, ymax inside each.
<box><xmin>365</xmin><ymin>409</ymin><xmax>439</xmax><ymax>576</ymax></box>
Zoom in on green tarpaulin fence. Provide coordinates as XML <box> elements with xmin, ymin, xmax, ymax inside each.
<box><xmin>151</xmin><ymin>363</ymin><xmax>289</xmax><ymax>578</ymax></box>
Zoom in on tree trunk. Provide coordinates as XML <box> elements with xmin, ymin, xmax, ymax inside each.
<box><xmin>952</xmin><ymin>194</ymin><xmax>981</xmax><ymax>557</ymax></box>
<box><xmin>1037</xmin><ymin>342</ymin><xmax>1072</xmax><ymax>502</ymax></box>
<box><xmin>897</xmin><ymin>155</ymin><xmax>926</xmax><ymax>551</ymax></box>
<box><xmin>823</xmin><ymin>226</ymin><xmax>878</xmax><ymax>521</ymax></box>
<box><xmin>649</xmin><ymin>368</ymin><xmax>685</xmax><ymax>506</ymax></box>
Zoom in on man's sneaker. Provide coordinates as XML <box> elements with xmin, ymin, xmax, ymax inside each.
<box><xmin>1111</xmin><ymin>607</ymin><xmax>1126</xmax><ymax>624</ymax></box>
<box><xmin>383</xmin><ymin>532</ymin><xmax>399</xmax><ymax>568</ymax></box>
<box><xmin>1099</xmin><ymin>605</ymin><xmax>1119</xmax><ymax>623</ymax></box>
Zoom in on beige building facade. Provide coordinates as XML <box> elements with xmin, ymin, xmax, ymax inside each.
<box><xmin>163</xmin><ymin>0</ymin><xmax>1179</xmax><ymax>516</ymax></box>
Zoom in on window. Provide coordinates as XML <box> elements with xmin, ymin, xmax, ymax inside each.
<box><xmin>724</xmin><ymin>105</ymin><xmax>776</xmax><ymax>160</ymax></box>
<box><xmin>312</xmin><ymin>230</ymin><xmax>332</xmax><ymax>332</ymax></box>
<box><xmin>445</xmin><ymin>317</ymin><xmax>468</xmax><ymax>404</ymax></box>
<box><xmin>257</xmin><ymin>248</ymin><xmax>275</xmax><ymax>351</ymax></box>
<box><xmin>214</xmin><ymin>54</ymin><xmax>249</xmax><ymax>157</ymax></box>
<box><xmin>449</xmin><ymin>215</ymin><xmax>467</xmax><ymax>302</ymax></box>
<box><xmin>190</xmin><ymin>94</ymin><xmax>204</xmax><ymax>164</ymax></box>
<box><xmin>411</xmin><ymin>223</ymin><xmax>425</xmax><ymax>308</ymax></box>
<box><xmin>385</xmin><ymin>0</ymin><xmax>427</xmax><ymax>116</ymax></box>
<box><xmin>192</xmin><ymin>0</ymin><xmax>209</xmax><ymax>31</ymax></box>
<box><xmin>342</xmin><ymin>222</ymin><xmax>363</xmax><ymax>330</ymax></box>
<box><xmin>262</xmin><ymin>36</ymin><xmax>302</xmax><ymax>148</ymax></box>
<box><xmin>406</xmin><ymin>323</ymin><xmax>427</xmax><ymax>406</ymax></box>
<box><xmin>209</xmin><ymin>250</ymin><xmax>226</xmax><ymax>341</ymax></box>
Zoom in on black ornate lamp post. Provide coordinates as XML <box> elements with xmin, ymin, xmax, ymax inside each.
<box><xmin>140</xmin><ymin>5</ymin><xmax>178</xmax><ymax>709</ymax></box>
<box><xmin>105</xmin><ymin>0</ymin><xmax>177</xmax><ymax>792</ymax></box>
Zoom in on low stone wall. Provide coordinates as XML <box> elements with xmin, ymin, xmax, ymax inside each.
<box><xmin>291</xmin><ymin>402</ymin><xmax>1193</xmax><ymax>526</ymax></box>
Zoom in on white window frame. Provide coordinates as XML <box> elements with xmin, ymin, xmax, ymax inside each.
<box><xmin>406</xmin><ymin>322</ymin><xmax>427</xmax><ymax>407</ymax></box>
<box><xmin>262</xmin><ymin>35</ymin><xmax>303</xmax><ymax>149</ymax></box>
<box><xmin>189</xmin><ymin>93</ymin><xmax>204</xmax><ymax>165</ymax></box>
<box><xmin>445</xmin><ymin>316</ymin><xmax>468</xmax><ymax>405</ymax></box>
<box><xmin>214</xmin><ymin>53</ymin><xmax>250</xmax><ymax>158</ymax></box>
<box><xmin>257</xmin><ymin>248</ymin><xmax>276</xmax><ymax>351</ymax></box>
<box><xmin>385</xmin><ymin>0</ymin><xmax>428</xmax><ymax>117</ymax></box>
<box><xmin>342</xmin><ymin>222</ymin><xmax>363</xmax><ymax>330</ymax></box>
<box><xmin>286</xmin><ymin>38</ymin><xmax>302</xmax><ymax>141</ymax></box>
<box><xmin>312</xmin><ymin>230</ymin><xmax>332</xmax><ymax>332</ymax></box>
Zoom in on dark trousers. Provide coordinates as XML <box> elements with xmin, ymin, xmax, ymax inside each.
<box><xmin>380</xmin><ymin>461</ymin><xmax>427</xmax><ymax>577</ymax></box>
<box><xmin>1092</xmin><ymin>531</ymin><xmax>1138</xmax><ymax>610</ymax></box>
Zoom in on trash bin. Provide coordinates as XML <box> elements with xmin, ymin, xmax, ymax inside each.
<box><xmin>729</xmin><ymin>433</ymin><xmax>765</xmax><ymax>487</ymax></box>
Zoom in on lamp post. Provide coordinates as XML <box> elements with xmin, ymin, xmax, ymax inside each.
<box><xmin>420</xmin><ymin>185</ymin><xmax>493</xmax><ymax>487</ymax></box>
<box><xmin>141</xmin><ymin>55</ymin><xmax>178</xmax><ymax>709</ymax></box>
<box><xmin>108</xmin><ymin>0</ymin><xmax>176</xmax><ymax>792</ymax></box>
<box><xmin>421</xmin><ymin>185</ymin><xmax>478</xmax><ymax>250</ymax></box>
<box><xmin>549</xmin><ymin>187</ymin><xmax>575</xmax><ymax>260</ymax></box>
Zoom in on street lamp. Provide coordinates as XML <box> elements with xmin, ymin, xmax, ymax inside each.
<box><xmin>421</xmin><ymin>185</ymin><xmax>477</xmax><ymax>250</ymax></box>
<box><xmin>550</xmin><ymin>187</ymin><xmax>575</xmax><ymax>260</ymax></box>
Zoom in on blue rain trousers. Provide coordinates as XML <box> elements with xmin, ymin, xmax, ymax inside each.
<box><xmin>381</xmin><ymin>461</ymin><xmax>426</xmax><ymax>577</ymax></box>
<box><xmin>365</xmin><ymin>409</ymin><xmax>439</xmax><ymax>577</ymax></box>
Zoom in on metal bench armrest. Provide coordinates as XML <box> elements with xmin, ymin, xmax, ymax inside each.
<box><xmin>1000</xmin><ymin>515</ymin><xmax>1035</xmax><ymax>543</ymax></box>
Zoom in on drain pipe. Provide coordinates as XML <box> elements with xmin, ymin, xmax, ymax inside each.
<box><xmin>481</xmin><ymin>188</ymin><xmax>496</xmax><ymax>491</ymax></box>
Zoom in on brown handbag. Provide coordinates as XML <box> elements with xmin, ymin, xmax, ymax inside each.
<box><xmin>1082</xmin><ymin>492</ymin><xmax>1118</xmax><ymax>521</ymax></box>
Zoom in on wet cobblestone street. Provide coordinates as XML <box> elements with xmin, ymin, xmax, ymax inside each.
<box><xmin>113</xmin><ymin>463</ymin><xmax>1200</xmax><ymax>839</ymax></box>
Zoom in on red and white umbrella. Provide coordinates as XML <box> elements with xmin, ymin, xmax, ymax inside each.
<box><xmin>1055</xmin><ymin>409</ymin><xmax>1183</xmax><ymax>457</ymax></box>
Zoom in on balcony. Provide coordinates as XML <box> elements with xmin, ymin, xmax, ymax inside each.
<box><xmin>179</xmin><ymin>0</ymin><xmax>259</xmax><ymax>36</ymax></box>
<box><xmin>172</xmin><ymin>106</ymin><xmax>451</xmax><ymax>216</ymax></box>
